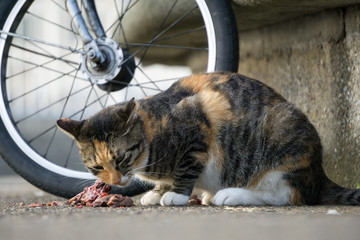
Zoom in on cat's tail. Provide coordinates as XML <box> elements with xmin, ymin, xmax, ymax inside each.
<box><xmin>320</xmin><ymin>177</ymin><xmax>360</xmax><ymax>205</ymax></box>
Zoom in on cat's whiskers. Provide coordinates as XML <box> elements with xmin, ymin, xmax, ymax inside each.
<box><xmin>133</xmin><ymin>171</ymin><xmax>162</xmax><ymax>175</ymax></box>
<box><xmin>72</xmin><ymin>178</ymin><xmax>96</xmax><ymax>189</ymax></box>
<box><xmin>131</xmin><ymin>157</ymin><xmax>164</xmax><ymax>173</ymax></box>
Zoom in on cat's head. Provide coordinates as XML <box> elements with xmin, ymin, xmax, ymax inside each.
<box><xmin>56</xmin><ymin>99</ymin><xmax>148</xmax><ymax>186</ymax></box>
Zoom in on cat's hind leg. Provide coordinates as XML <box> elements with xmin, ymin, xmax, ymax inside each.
<box><xmin>213</xmin><ymin>171</ymin><xmax>292</xmax><ymax>206</ymax></box>
<box><xmin>213</xmin><ymin>188</ymin><xmax>265</xmax><ymax>205</ymax></box>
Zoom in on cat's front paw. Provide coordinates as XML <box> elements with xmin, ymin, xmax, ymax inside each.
<box><xmin>160</xmin><ymin>192</ymin><xmax>189</xmax><ymax>206</ymax></box>
<box><xmin>140</xmin><ymin>191</ymin><xmax>161</xmax><ymax>205</ymax></box>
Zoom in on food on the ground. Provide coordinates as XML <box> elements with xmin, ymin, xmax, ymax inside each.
<box><xmin>187</xmin><ymin>194</ymin><xmax>202</xmax><ymax>206</ymax></box>
<box><xmin>24</xmin><ymin>181</ymin><xmax>203</xmax><ymax>208</ymax></box>
<box><xmin>26</xmin><ymin>201</ymin><xmax>69</xmax><ymax>208</ymax></box>
<box><xmin>67</xmin><ymin>180</ymin><xmax>134</xmax><ymax>207</ymax></box>
<box><xmin>92</xmin><ymin>194</ymin><xmax>134</xmax><ymax>207</ymax></box>
<box><xmin>25</xmin><ymin>180</ymin><xmax>133</xmax><ymax>208</ymax></box>
<box><xmin>69</xmin><ymin>180</ymin><xmax>111</xmax><ymax>207</ymax></box>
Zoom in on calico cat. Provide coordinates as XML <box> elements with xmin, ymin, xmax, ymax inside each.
<box><xmin>57</xmin><ymin>72</ymin><xmax>360</xmax><ymax>206</ymax></box>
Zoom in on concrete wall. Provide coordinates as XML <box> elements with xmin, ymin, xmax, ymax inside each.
<box><xmin>232</xmin><ymin>0</ymin><xmax>360</xmax><ymax>31</ymax></box>
<box><xmin>238</xmin><ymin>6</ymin><xmax>360</xmax><ymax>187</ymax></box>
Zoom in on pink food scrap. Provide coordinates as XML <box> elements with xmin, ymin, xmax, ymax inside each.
<box><xmin>68</xmin><ymin>180</ymin><xmax>134</xmax><ymax>207</ymax></box>
<box><xmin>26</xmin><ymin>180</ymin><xmax>134</xmax><ymax>208</ymax></box>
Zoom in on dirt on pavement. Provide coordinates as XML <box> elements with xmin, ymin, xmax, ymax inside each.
<box><xmin>1</xmin><ymin>176</ymin><xmax>360</xmax><ymax>240</ymax></box>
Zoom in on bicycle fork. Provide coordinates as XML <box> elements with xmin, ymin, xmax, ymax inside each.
<box><xmin>65</xmin><ymin>0</ymin><xmax>133</xmax><ymax>91</ymax></box>
<box><xmin>66</xmin><ymin>0</ymin><xmax>106</xmax><ymax>65</ymax></box>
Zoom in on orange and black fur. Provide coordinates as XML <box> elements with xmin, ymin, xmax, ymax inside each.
<box><xmin>57</xmin><ymin>72</ymin><xmax>360</xmax><ymax>206</ymax></box>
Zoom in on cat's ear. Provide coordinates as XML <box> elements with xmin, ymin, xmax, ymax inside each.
<box><xmin>125</xmin><ymin>97</ymin><xmax>136</xmax><ymax>116</ymax></box>
<box><xmin>118</xmin><ymin>98</ymin><xmax>137</xmax><ymax>124</ymax></box>
<box><xmin>56</xmin><ymin>118</ymin><xmax>84</xmax><ymax>139</ymax></box>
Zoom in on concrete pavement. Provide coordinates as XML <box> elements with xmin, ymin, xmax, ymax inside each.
<box><xmin>1</xmin><ymin>176</ymin><xmax>360</xmax><ymax>240</ymax></box>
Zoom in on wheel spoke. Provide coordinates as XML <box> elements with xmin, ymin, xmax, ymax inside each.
<box><xmin>63</xmin><ymin>82</ymin><xmax>96</xmax><ymax>168</ymax></box>
<box><xmin>27</xmin><ymin>86</ymin><xmax>107</xmax><ymax>145</ymax></box>
<box><xmin>79</xmin><ymin>84</ymin><xmax>97</xmax><ymax>120</ymax></box>
<box><xmin>7</xmin><ymin>55</ymin><xmax>78</xmax><ymax>81</ymax></box>
<box><xmin>15</xmin><ymin>84</ymin><xmax>92</xmax><ymax>124</ymax></box>
<box><xmin>28</xmin><ymin>124</ymin><xmax>58</xmax><ymax>144</ymax></box>
<box><xmin>44</xmin><ymin>66</ymin><xmax>81</xmax><ymax>158</ymax></box>
<box><xmin>125</xmin><ymin>66</ymin><xmax>147</xmax><ymax>97</ymax></box>
<box><xmin>68</xmin><ymin>92</ymin><xmax>108</xmax><ymax>119</ymax></box>
<box><xmin>9</xmin><ymin>68</ymin><xmax>79</xmax><ymax>102</ymax></box>
<box><xmin>64</xmin><ymin>141</ymin><xmax>76</xmax><ymax>168</ymax></box>
<box><xmin>154</xmin><ymin>26</ymin><xmax>206</xmax><ymax>42</ymax></box>
<box><xmin>92</xmin><ymin>87</ymin><xmax>105</xmax><ymax>108</ymax></box>
<box><xmin>26</xmin><ymin>11</ymin><xmax>77</xmax><ymax>35</ymax></box>
<box><xmin>50</xmin><ymin>0</ymin><xmax>67</xmax><ymax>12</ymax></box>
<box><xmin>120</xmin><ymin>42</ymin><xmax>207</xmax><ymax>51</ymax></box>
<box><xmin>0</xmin><ymin>30</ymin><xmax>84</xmax><ymax>54</ymax></box>
<box><xmin>136</xmin><ymin>66</ymin><xmax>161</xmax><ymax>91</ymax></box>
<box><xmin>7</xmin><ymin>58</ymin><xmax>86</xmax><ymax>102</ymax></box>
<box><xmin>25</xmin><ymin>37</ymin><xmax>81</xmax><ymax>70</ymax></box>
<box><xmin>110</xmin><ymin>0</ymin><xmax>129</xmax><ymax>46</ymax></box>
<box><xmin>108</xmin><ymin>92</ymin><xmax>119</xmax><ymax>105</ymax></box>
<box><xmin>138</xmin><ymin>77</ymin><xmax>182</xmax><ymax>85</ymax></box>
<box><xmin>136</xmin><ymin>0</ymin><xmax>179</xmax><ymax>67</ymax></box>
<box><xmin>7</xmin><ymin>47</ymin><xmax>78</xmax><ymax>78</ymax></box>
<box><xmin>148</xmin><ymin>5</ymin><xmax>199</xmax><ymax>45</ymax></box>
<box><xmin>105</xmin><ymin>0</ymin><xmax>140</xmax><ymax>35</ymax></box>
<box><xmin>103</xmin><ymin>93</ymin><xmax>110</xmax><ymax>108</ymax></box>
<box><xmin>124</xmin><ymin>87</ymin><xmax>129</xmax><ymax>102</ymax></box>
<box><xmin>110</xmin><ymin>77</ymin><xmax>162</xmax><ymax>91</ymax></box>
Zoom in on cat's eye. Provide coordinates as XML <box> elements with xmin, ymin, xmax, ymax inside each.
<box><xmin>92</xmin><ymin>165</ymin><xmax>104</xmax><ymax>170</ymax></box>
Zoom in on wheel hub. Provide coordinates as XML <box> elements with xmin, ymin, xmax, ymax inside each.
<box><xmin>81</xmin><ymin>38</ymin><xmax>135</xmax><ymax>92</ymax></box>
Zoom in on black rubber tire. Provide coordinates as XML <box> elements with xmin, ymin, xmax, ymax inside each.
<box><xmin>0</xmin><ymin>0</ymin><xmax>238</xmax><ymax>198</ymax></box>
<box><xmin>206</xmin><ymin>0</ymin><xmax>239</xmax><ymax>72</ymax></box>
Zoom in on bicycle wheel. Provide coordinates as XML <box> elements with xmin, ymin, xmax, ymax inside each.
<box><xmin>0</xmin><ymin>0</ymin><xmax>238</xmax><ymax>198</ymax></box>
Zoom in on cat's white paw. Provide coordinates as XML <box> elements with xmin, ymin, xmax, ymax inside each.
<box><xmin>160</xmin><ymin>192</ymin><xmax>189</xmax><ymax>206</ymax></box>
<box><xmin>213</xmin><ymin>188</ymin><xmax>263</xmax><ymax>206</ymax></box>
<box><xmin>140</xmin><ymin>191</ymin><xmax>161</xmax><ymax>205</ymax></box>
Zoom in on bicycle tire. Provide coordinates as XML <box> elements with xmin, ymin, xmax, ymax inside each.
<box><xmin>0</xmin><ymin>0</ymin><xmax>238</xmax><ymax>198</ymax></box>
